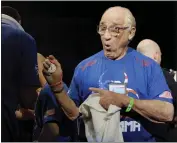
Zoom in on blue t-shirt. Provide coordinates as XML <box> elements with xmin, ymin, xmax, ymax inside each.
<box><xmin>34</xmin><ymin>83</ymin><xmax>72</xmax><ymax>142</ymax></box>
<box><xmin>68</xmin><ymin>48</ymin><xmax>173</xmax><ymax>142</ymax></box>
<box><xmin>2</xmin><ymin>23</ymin><xmax>39</xmax><ymax>141</ymax></box>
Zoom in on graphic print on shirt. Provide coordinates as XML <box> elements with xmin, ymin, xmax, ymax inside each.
<box><xmin>98</xmin><ymin>71</ymin><xmax>141</xmax><ymax>133</ymax></box>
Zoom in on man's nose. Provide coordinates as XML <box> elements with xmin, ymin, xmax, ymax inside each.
<box><xmin>103</xmin><ymin>29</ymin><xmax>111</xmax><ymax>40</ymax></box>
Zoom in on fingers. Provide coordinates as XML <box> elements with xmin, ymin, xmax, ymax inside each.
<box><xmin>48</xmin><ymin>55</ymin><xmax>57</xmax><ymax>64</ymax></box>
<box><xmin>27</xmin><ymin>109</ymin><xmax>35</xmax><ymax>114</ymax></box>
<box><xmin>43</xmin><ymin>61</ymin><xmax>50</xmax><ymax>69</ymax></box>
<box><xmin>43</xmin><ymin>61</ymin><xmax>51</xmax><ymax>76</ymax></box>
<box><xmin>89</xmin><ymin>87</ymin><xmax>105</xmax><ymax>94</ymax></box>
<box><xmin>48</xmin><ymin>55</ymin><xmax>61</xmax><ymax>67</ymax></box>
<box><xmin>15</xmin><ymin>110</ymin><xmax>23</xmax><ymax>119</ymax></box>
<box><xmin>99</xmin><ymin>97</ymin><xmax>109</xmax><ymax>110</ymax></box>
<box><xmin>43</xmin><ymin>55</ymin><xmax>61</xmax><ymax>68</ymax></box>
<box><xmin>48</xmin><ymin>55</ymin><xmax>55</xmax><ymax>60</ymax></box>
<box><xmin>42</xmin><ymin>68</ymin><xmax>51</xmax><ymax>76</ymax></box>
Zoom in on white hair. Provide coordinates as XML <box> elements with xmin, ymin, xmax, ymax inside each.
<box><xmin>105</xmin><ymin>6</ymin><xmax>136</xmax><ymax>29</ymax></box>
<box><xmin>123</xmin><ymin>7</ymin><xmax>136</xmax><ymax>30</ymax></box>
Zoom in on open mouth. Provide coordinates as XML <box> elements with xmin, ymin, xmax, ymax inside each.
<box><xmin>104</xmin><ymin>43</ymin><xmax>111</xmax><ymax>50</ymax></box>
<box><xmin>105</xmin><ymin>44</ymin><xmax>110</xmax><ymax>48</ymax></box>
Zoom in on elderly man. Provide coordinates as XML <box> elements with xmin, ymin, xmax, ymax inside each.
<box><xmin>137</xmin><ymin>39</ymin><xmax>177</xmax><ymax>142</ymax></box>
<box><xmin>42</xmin><ymin>6</ymin><xmax>174</xmax><ymax>142</ymax></box>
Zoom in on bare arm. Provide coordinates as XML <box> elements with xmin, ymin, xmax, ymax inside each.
<box><xmin>53</xmin><ymin>90</ymin><xmax>79</xmax><ymax>120</ymax></box>
<box><xmin>130</xmin><ymin>64</ymin><xmax>174</xmax><ymax>122</ymax></box>
<box><xmin>38</xmin><ymin>122</ymin><xmax>59</xmax><ymax>142</ymax></box>
<box><xmin>42</xmin><ymin>55</ymin><xmax>79</xmax><ymax>120</ymax></box>
<box><xmin>116</xmin><ymin>93</ymin><xmax>174</xmax><ymax>122</ymax></box>
<box><xmin>89</xmin><ymin>88</ymin><xmax>174</xmax><ymax>123</ymax></box>
<box><xmin>15</xmin><ymin>108</ymin><xmax>35</xmax><ymax>120</ymax></box>
<box><xmin>132</xmin><ymin>99</ymin><xmax>174</xmax><ymax>122</ymax></box>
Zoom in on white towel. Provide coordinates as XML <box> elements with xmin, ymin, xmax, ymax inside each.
<box><xmin>79</xmin><ymin>93</ymin><xmax>124</xmax><ymax>142</ymax></box>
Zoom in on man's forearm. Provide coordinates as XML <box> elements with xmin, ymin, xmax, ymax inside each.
<box><xmin>38</xmin><ymin>123</ymin><xmax>59</xmax><ymax>142</ymax></box>
<box><xmin>54</xmin><ymin>90</ymin><xmax>79</xmax><ymax>120</ymax></box>
<box><xmin>132</xmin><ymin>99</ymin><xmax>174</xmax><ymax>122</ymax></box>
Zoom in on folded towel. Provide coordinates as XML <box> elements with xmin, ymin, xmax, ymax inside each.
<box><xmin>79</xmin><ymin>93</ymin><xmax>124</xmax><ymax>142</ymax></box>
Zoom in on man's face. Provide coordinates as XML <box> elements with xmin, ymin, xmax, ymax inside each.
<box><xmin>98</xmin><ymin>9</ymin><xmax>131</xmax><ymax>59</ymax></box>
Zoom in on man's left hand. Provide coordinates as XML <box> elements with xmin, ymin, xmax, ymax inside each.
<box><xmin>89</xmin><ymin>87</ymin><xmax>130</xmax><ymax>110</ymax></box>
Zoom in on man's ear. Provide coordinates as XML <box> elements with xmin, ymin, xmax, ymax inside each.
<box><xmin>153</xmin><ymin>52</ymin><xmax>159</xmax><ymax>62</ymax></box>
<box><xmin>128</xmin><ymin>27</ymin><xmax>136</xmax><ymax>41</ymax></box>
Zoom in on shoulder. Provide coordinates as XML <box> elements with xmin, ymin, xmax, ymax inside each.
<box><xmin>75</xmin><ymin>50</ymin><xmax>104</xmax><ymax>71</ymax></box>
<box><xmin>2</xmin><ymin>24</ymin><xmax>35</xmax><ymax>43</ymax></box>
<box><xmin>129</xmin><ymin>47</ymin><xmax>159</xmax><ymax>68</ymax></box>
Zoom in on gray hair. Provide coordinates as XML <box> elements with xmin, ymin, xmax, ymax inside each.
<box><xmin>123</xmin><ymin>7</ymin><xmax>136</xmax><ymax>29</ymax></box>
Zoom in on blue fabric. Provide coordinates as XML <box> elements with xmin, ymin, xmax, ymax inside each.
<box><xmin>2</xmin><ymin>14</ymin><xmax>24</xmax><ymax>31</ymax></box>
<box><xmin>34</xmin><ymin>83</ymin><xmax>71</xmax><ymax>141</ymax></box>
<box><xmin>68</xmin><ymin>47</ymin><xmax>173</xmax><ymax>142</ymax></box>
<box><xmin>2</xmin><ymin>20</ymin><xmax>39</xmax><ymax>141</ymax></box>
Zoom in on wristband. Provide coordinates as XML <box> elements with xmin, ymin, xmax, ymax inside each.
<box><xmin>50</xmin><ymin>81</ymin><xmax>62</xmax><ymax>87</ymax></box>
<box><xmin>50</xmin><ymin>81</ymin><xmax>64</xmax><ymax>93</ymax></box>
<box><xmin>52</xmin><ymin>86</ymin><xmax>64</xmax><ymax>93</ymax></box>
<box><xmin>125</xmin><ymin>97</ymin><xmax>134</xmax><ymax>112</ymax></box>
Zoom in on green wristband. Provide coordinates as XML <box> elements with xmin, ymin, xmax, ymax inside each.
<box><xmin>125</xmin><ymin>97</ymin><xmax>134</xmax><ymax>112</ymax></box>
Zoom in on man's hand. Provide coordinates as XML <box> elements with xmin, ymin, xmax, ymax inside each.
<box><xmin>89</xmin><ymin>87</ymin><xmax>130</xmax><ymax>110</ymax></box>
<box><xmin>43</xmin><ymin>55</ymin><xmax>63</xmax><ymax>88</ymax></box>
<box><xmin>15</xmin><ymin>108</ymin><xmax>35</xmax><ymax>120</ymax></box>
<box><xmin>42</xmin><ymin>55</ymin><xmax>79</xmax><ymax>120</ymax></box>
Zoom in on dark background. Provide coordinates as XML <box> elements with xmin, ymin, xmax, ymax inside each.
<box><xmin>2</xmin><ymin>1</ymin><xmax>177</xmax><ymax>85</ymax></box>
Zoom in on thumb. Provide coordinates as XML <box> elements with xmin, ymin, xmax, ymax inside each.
<box><xmin>48</xmin><ymin>55</ymin><xmax>61</xmax><ymax>67</ymax></box>
<box><xmin>27</xmin><ymin>109</ymin><xmax>35</xmax><ymax>114</ymax></box>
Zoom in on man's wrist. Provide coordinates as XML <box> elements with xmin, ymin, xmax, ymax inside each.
<box><xmin>121</xmin><ymin>95</ymin><xmax>135</xmax><ymax>112</ymax></box>
<box><xmin>123</xmin><ymin>95</ymin><xmax>131</xmax><ymax>107</ymax></box>
<box><xmin>125</xmin><ymin>97</ymin><xmax>134</xmax><ymax>112</ymax></box>
<box><xmin>50</xmin><ymin>81</ymin><xmax>64</xmax><ymax>94</ymax></box>
<box><xmin>52</xmin><ymin>86</ymin><xmax>64</xmax><ymax>94</ymax></box>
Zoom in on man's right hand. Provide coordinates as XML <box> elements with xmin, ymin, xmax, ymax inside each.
<box><xmin>42</xmin><ymin>55</ymin><xmax>79</xmax><ymax>120</ymax></box>
<box><xmin>15</xmin><ymin>108</ymin><xmax>35</xmax><ymax>120</ymax></box>
<box><xmin>42</xmin><ymin>55</ymin><xmax>63</xmax><ymax>88</ymax></box>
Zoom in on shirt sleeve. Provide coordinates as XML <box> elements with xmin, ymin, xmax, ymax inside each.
<box><xmin>43</xmin><ymin>101</ymin><xmax>63</xmax><ymax>125</ymax></box>
<box><xmin>67</xmin><ymin>66</ymin><xmax>81</xmax><ymax>107</ymax></box>
<box><xmin>19</xmin><ymin>31</ymin><xmax>40</xmax><ymax>87</ymax></box>
<box><xmin>37</xmin><ymin>84</ymin><xmax>62</xmax><ymax>125</ymax></box>
<box><xmin>147</xmin><ymin>62</ymin><xmax>173</xmax><ymax>103</ymax></box>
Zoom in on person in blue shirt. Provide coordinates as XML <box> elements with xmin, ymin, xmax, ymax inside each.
<box><xmin>42</xmin><ymin>6</ymin><xmax>174</xmax><ymax>142</ymax></box>
<box><xmin>34</xmin><ymin>53</ymin><xmax>77</xmax><ymax>142</ymax></box>
<box><xmin>1</xmin><ymin>6</ymin><xmax>39</xmax><ymax>141</ymax></box>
